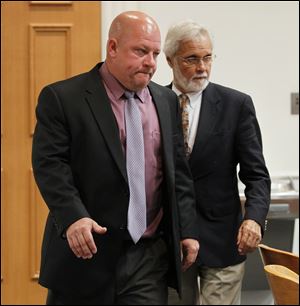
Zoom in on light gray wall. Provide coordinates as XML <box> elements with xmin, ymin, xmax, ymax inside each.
<box><xmin>101</xmin><ymin>1</ymin><xmax>299</xmax><ymax>178</ymax></box>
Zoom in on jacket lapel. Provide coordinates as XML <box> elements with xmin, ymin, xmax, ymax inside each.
<box><xmin>189</xmin><ymin>83</ymin><xmax>221</xmax><ymax>162</ymax></box>
<box><xmin>84</xmin><ymin>64</ymin><xmax>128</xmax><ymax>182</ymax></box>
<box><xmin>148</xmin><ymin>83</ymin><xmax>174</xmax><ymax>174</ymax></box>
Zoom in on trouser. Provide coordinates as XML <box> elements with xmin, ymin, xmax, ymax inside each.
<box><xmin>168</xmin><ymin>261</ymin><xmax>245</xmax><ymax>305</ymax></box>
<box><xmin>46</xmin><ymin>237</ymin><xmax>169</xmax><ymax>305</ymax></box>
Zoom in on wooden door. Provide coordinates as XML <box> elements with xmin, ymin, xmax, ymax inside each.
<box><xmin>1</xmin><ymin>1</ymin><xmax>101</xmax><ymax>304</ymax></box>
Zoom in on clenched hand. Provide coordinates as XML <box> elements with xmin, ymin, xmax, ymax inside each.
<box><xmin>181</xmin><ymin>238</ymin><xmax>200</xmax><ymax>272</ymax></box>
<box><xmin>237</xmin><ymin>219</ymin><xmax>261</xmax><ymax>255</ymax></box>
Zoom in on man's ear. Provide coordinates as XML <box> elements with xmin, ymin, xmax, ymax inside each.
<box><xmin>166</xmin><ymin>56</ymin><xmax>174</xmax><ymax>68</ymax></box>
<box><xmin>107</xmin><ymin>38</ymin><xmax>118</xmax><ymax>58</ymax></box>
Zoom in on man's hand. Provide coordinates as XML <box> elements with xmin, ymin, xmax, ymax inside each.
<box><xmin>180</xmin><ymin>238</ymin><xmax>199</xmax><ymax>272</ymax></box>
<box><xmin>237</xmin><ymin>219</ymin><xmax>261</xmax><ymax>255</ymax></box>
<box><xmin>66</xmin><ymin>217</ymin><xmax>107</xmax><ymax>259</ymax></box>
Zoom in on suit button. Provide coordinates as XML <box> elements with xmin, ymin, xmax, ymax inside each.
<box><xmin>119</xmin><ymin>225</ymin><xmax>126</xmax><ymax>230</ymax></box>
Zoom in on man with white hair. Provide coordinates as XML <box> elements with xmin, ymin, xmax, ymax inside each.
<box><xmin>164</xmin><ymin>20</ymin><xmax>271</xmax><ymax>305</ymax></box>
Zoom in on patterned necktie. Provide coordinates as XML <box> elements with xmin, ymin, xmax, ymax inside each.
<box><xmin>124</xmin><ymin>91</ymin><xmax>147</xmax><ymax>243</ymax></box>
<box><xmin>179</xmin><ymin>94</ymin><xmax>191</xmax><ymax>156</ymax></box>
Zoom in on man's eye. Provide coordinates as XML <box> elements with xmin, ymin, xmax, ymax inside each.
<box><xmin>203</xmin><ymin>56</ymin><xmax>212</xmax><ymax>62</ymax></box>
<box><xmin>135</xmin><ymin>49</ymin><xmax>146</xmax><ymax>56</ymax></box>
<box><xmin>186</xmin><ymin>57</ymin><xmax>198</xmax><ymax>64</ymax></box>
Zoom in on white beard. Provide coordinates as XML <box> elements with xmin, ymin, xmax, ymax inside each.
<box><xmin>173</xmin><ymin>62</ymin><xmax>208</xmax><ymax>93</ymax></box>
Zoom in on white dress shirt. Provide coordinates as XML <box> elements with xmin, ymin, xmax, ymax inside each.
<box><xmin>172</xmin><ymin>81</ymin><xmax>209</xmax><ymax>152</ymax></box>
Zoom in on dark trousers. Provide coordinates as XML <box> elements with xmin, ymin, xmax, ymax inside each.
<box><xmin>46</xmin><ymin>237</ymin><xmax>169</xmax><ymax>305</ymax></box>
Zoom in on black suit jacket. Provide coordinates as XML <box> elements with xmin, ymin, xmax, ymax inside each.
<box><xmin>168</xmin><ymin>82</ymin><xmax>271</xmax><ymax>267</ymax></box>
<box><xmin>32</xmin><ymin>63</ymin><xmax>198</xmax><ymax>303</ymax></box>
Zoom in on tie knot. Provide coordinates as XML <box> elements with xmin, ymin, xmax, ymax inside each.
<box><xmin>124</xmin><ymin>91</ymin><xmax>135</xmax><ymax>100</ymax></box>
<box><xmin>179</xmin><ymin>94</ymin><xmax>189</xmax><ymax>109</ymax></box>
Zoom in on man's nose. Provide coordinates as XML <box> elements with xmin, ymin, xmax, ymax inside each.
<box><xmin>144</xmin><ymin>53</ymin><xmax>156</xmax><ymax>67</ymax></box>
<box><xmin>195</xmin><ymin>61</ymin><xmax>206</xmax><ymax>72</ymax></box>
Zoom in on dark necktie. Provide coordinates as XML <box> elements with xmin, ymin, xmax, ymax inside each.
<box><xmin>179</xmin><ymin>94</ymin><xmax>191</xmax><ymax>156</ymax></box>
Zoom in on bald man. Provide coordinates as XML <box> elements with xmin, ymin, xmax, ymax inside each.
<box><xmin>32</xmin><ymin>11</ymin><xmax>199</xmax><ymax>305</ymax></box>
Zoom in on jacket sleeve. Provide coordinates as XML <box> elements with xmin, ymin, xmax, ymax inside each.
<box><xmin>236</xmin><ymin>95</ymin><xmax>271</xmax><ymax>233</ymax></box>
<box><xmin>32</xmin><ymin>85</ymin><xmax>90</xmax><ymax>236</ymax></box>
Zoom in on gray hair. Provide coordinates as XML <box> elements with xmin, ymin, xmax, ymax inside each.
<box><xmin>163</xmin><ymin>20</ymin><xmax>213</xmax><ymax>58</ymax></box>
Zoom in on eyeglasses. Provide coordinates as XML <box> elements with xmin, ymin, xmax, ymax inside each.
<box><xmin>178</xmin><ymin>54</ymin><xmax>216</xmax><ymax>67</ymax></box>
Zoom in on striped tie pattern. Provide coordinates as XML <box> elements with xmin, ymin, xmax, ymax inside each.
<box><xmin>179</xmin><ymin>94</ymin><xmax>191</xmax><ymax>156</ymax></box>
<box><xmin>124</xmin><ymin>91</ymin><xmax>147</xmax><ymax>243</ymax></box>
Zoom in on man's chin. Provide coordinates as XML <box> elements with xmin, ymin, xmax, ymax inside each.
<box><xmin>186</xmin><ymin>83</ymin><xmax>205</xmax><ymax>92</ymax></box>
<box><xmin>133</xmin><ymin>78</ymin><xmax>152</xmax><ymax>90</ymax></box>
<box><xmin>139</xmin><ymin>74</ymin><xmax>151</xmax><ymax>82</ymax></box>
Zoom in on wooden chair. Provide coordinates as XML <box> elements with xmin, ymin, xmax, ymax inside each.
<box><xmin>264</xmin><ymin>264</ymin><xmax>299</xmax><ymax>305</ymax></box>
<box><xmin>258</xmin><ymin>243</ymin><xmax>299</xmax><ymax>274</ymax></box>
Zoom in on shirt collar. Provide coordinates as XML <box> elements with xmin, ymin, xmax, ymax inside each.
<box><xmin>99</xmin><ymin>62</ymin><xmax>148</xmax><ymax>103</ymax></box>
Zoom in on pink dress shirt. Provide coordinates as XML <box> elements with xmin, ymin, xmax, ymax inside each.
<box><xmin>99</xmin><ymin>63</ymin><xmax>163</xmax><ymax>237</ymax></box>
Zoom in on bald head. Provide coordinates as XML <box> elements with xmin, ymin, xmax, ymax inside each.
<box><xmin>105</xmin><ymin>11</ymin><xmax>161</xmax><ymax>91</ymax></box>
<box><xmin>109</xmin><ymin>11</ymin><xmax>160</xmax><ymax>42</ymax></box>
